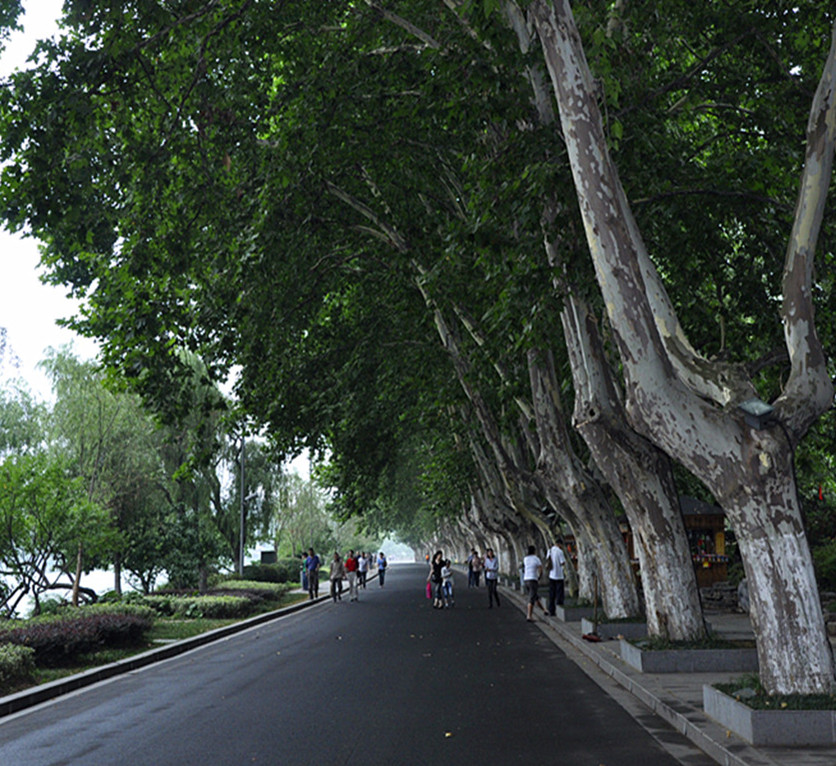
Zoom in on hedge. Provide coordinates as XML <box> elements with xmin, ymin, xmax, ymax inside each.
<box><xmin>141</xmin><ymin>594</ymin><xmax>253</xmax><ymax>619</ymax></box>
<box><xmin>0</xmin><ymin>643</ymin><xmax>36</xmax><ymax>686</ymax></box>
<box><xmin>0</xmin><ymin>612</ymin><xmax>153</xmax><ymax>667</ymax></box>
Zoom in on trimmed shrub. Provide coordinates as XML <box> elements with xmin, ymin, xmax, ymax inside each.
<box><xmin>241</xmin><ymin>560</ymin><xmax>299</xmax><ymax>584</ymax></box>
<box><xmin>0</xmin><ymin>643</ymin><xmax>36</xmax><ymax>687</ymax></box>
<box><xmin>212</xmin><ymin>580</ymin><xmax>290</xmax><ymax>599</ymax></box>
<box><xmin>0</xmin><ymin>612</ymin><xmax>153</xmax><ymax>667</ymax></box>
<box><xmin>141</xmin><ymin>594</ymin><xmax>252</xmax><ymax>619</ymax></box>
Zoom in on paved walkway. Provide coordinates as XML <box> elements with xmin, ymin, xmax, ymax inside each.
<box><xmin>497</xmin><ymin>582</ymin><xmax>836</xmax><ymax>766</ymax></box>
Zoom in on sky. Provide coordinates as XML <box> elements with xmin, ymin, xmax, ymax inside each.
<box><xmin>0</xmin><ymin>0</ymin><xmax>97</xmax><ymax>399</ymax></box>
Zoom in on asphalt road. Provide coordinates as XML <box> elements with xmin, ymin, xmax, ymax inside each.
<box><xmin>0</xmin><ymin>564</ymin><xmax>710</xmax><ymax>765</ymax></box>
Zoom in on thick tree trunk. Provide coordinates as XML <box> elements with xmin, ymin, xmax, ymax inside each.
<box><xmin>531</xmin><ymin>0</ymin><xmax>836</xmax><ymax>693</ymax></box>
<box><xmin>561</xmin><ymin>296</ymin><xmax>704</xmax><ymax>639</ymax></box>
<box><xmin>528</xmin><ymin>348</ymin><xmax>639</xmax><ymax>618</ymax></box>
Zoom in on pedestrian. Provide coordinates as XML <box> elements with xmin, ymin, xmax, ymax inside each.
<box><xmin>305</xmin><ymin>547</ymin><xmax>321</xmax><ymax>600</ymax></box>
<box><xmin>329</xmin><ymin>551</ymin><xmax>345</xmax><ymax>602</ymax></box>
<box><xmin>523</xmin><ymin>545</ymin><xmax>548</xmax><ymax>622</ymax></box>
<box><xmin>428</xmin><ymin>550</ymin><xmax>444</xmax><ymax>608</ymax></box>
<box><xmin>484</xmin><ymin>548</ymin><xmax>500</xmax><ymax>608</ymax></box>
<box><xmin>358</xmin><ymin>551</ymin><xmax>368</xmax><ymax>589</ymax></box>
<box><xmin>377</xmin><ymin>551</ymin><xmax>388</xmax><ymax>587</ymax></box>
<box><xmin>546</xmin><ymin>538</ymin><xmax>567</xmax><ymax>616</ymax></box>
<box><xmin>441</xmin><ymin>559</ymin><xmax>454</xmax><ymax>607</ymax></box>
<box><xmin>471</xmin><ymin>550</ymin><xmax>483</xmax><ymax>587</ymax></box>
<box><xmin>345</xmin><ymin>549</ymin><xmax>359</xmax><ymax>601</ymax></box>
<box><xmin>467</xmin><ymin>548</ymin><xmax>476</xmax><ymax>587</ymax></box>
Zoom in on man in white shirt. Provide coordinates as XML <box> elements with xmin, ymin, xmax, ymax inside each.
<box><xmin>522</xmin><ymin>545</ymin><xmax>548</xmax><ymax>622</ymax></box>
<box><xmin>357</xmin><ymin>552</ymin><xmax>369</xmax><ymax>589</ymax></box>
<box><xmin>546</xmin><ymin>538</ymin><xmax>567</xmax><ymax>616</ymax></box>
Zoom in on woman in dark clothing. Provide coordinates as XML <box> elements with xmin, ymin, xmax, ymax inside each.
<box><xmin>428</xmin><ymin>550</ymin><xmax>445</xmax><ymax>609</ymax></box>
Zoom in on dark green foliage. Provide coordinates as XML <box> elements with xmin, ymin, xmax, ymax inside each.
<box><xmin>0</xmin><ymin>611</ymin><xmax>152</xmax><ymax>667</ymax></box>
<box><xmin>241</xmin><ymin>560</ymin><xmax>299</xmax><ymax>584</ymax></box>
<box><xmin>813</xmin><ymin>540</ymin><xmax>836</xmax><ymax>592</ymax></box>
<box><xmin>0</xmin><ymin>643</ymin><xmax>35</xmax><ymax>688</ymax></box>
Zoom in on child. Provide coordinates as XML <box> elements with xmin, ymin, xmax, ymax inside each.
<box><xmin>441</xmin><ymin>559</ymin><xmax>454</xmax><ymax>607</ymax></box>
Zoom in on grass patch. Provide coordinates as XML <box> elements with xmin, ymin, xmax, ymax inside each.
<box><xmin>715</xmin><ymin>674</ymin><xmax>836</xmax><ymax>710</ymax></box>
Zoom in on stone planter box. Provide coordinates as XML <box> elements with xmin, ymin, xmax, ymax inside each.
<box><xmin>554</xmin><ymin>604</ymin><xmax>596</xmax><ymax>622</ymax></box>
<box><xmin>703</xmin><ymin>685</ymin><xmax>836</xmax><ymax>746</ymax></box>
<box><xmin>580</xmin><ymin>618</ymin><xmax>647</xmax><ymax>640</ymax></box>
<box><xmin>619</xmin><ymin>639</ymin><xmax>758</xmax><ymax>673</ymax></box>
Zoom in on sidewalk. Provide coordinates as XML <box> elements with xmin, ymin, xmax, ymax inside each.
<box><xmin>500</xmin><ymin>583</ymin><xmax>836</xmax><ymax>766</ymax></box>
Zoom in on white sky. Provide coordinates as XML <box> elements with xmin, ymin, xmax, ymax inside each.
<box><xmin>0</xmin><ymin>0</ymin><xmax>97</xmax><ymax>399</ymax></box>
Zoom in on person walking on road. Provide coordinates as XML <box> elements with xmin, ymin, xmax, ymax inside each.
<box><xmin>441</xmin><ymin>559</ymin><xmax>454</xmax><ymax>607</ymax></box>
<box><xmin>467</xmin><ymin>549</ymin><xmax>476</xmax><ymax>588</ymax></box>
<box><xmin>471</xmin><ymin>550</ymin><xmax>483</xmax><ymax>588</ymax></box>
<box><xmin>523</xmin><ymin>545</ymin><xmax>548</xmax><ymax>622</ymax></box>
<box><xmin>377</xmin><ymin>551</ymin><xmax>388</xmax><ymax>587</ymax></box>
<box><xmin>345</xmin><ymin>550</ymin><xmax>359</xmax><ymax>601</ymax></box>
<box><xmin>484</xmin><ymin>548</ymin><xmax>500</xmax><ymax>608</ymax></box>
<box><xmin>428</xmin><ymin>550</ymin><xmax>445</xmax><ymax>609</ymax></box>
<box><xmin>357</xmin><ymin>552</ymin><xmax>368</xmax><ymax>589</ymax></box>
<box><xmin>305</xmin><ymin>548</ymin><xmax>321</xmax><ymax>599</ymax></box>
<box><xmin>546</xmin><ymin>538</ymin><xmax>567</xmax><ymax>616</ymax></box>
<box><xmin>329</xmin><ymin>552</ymin><xmax>345</xmax><ymax>602</ymax></box>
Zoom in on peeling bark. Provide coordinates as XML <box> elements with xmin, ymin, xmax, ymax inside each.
<box><xmin>561</xmin><ymin>294</ymin><xmax>704</xmax><ymax>639</ymax></box>
<box><xmin>527</xmin><ymin>347</ymin><xmax>639</xmax><ymax>618</ymax></box>
<box><xmin>531</xmin><ymin>0</ymin><xmax>836</xmax><ymax>694</ymax></box>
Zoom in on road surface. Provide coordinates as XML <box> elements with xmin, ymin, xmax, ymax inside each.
<box><xmin>0</xmin><ymin>563</ymin><xmax>712</xmax><ymax>765</ymax></box>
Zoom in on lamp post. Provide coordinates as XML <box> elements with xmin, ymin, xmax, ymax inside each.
<box><xmin>238</xmin><ymin>434</ymin><xmax>260</xmax><ymax>577</ymax></box>
<box><xmin>239</xmin><ymin>435</ymin><xmax>245</xmax><ymax>577</ymax></box>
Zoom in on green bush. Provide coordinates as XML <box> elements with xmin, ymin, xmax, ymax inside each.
<box><xmin>0</xmin><ymin>643</ymin><xmax>36</xmax><ymax>686</ymax></box>
<box><xmin>813</xmin><ymin>539</ymin><xmax>836</xmax><ymax>591</ymax></box>
<box><xmin>141</xmin><ymin>594</ymin><xmax>252</xmax><ymax>619</ymax></box>
<box><xmin>212</xmin><ymin>580</ymin><xmax>290</xmax><ymax>599</ymax></box>
<box><xmin>241</xmin><ymin>560</ymin><xmax>299</xmax><ymax>584</ymax></box>
<box><xmin>0</xmin><ymin>612</ymin><xmax>153</xmax><ymax>667</ymax></box>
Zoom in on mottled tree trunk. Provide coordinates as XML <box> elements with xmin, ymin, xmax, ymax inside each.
<box><xmin>561</xmin><ymin>295</ymin><xmax>704</xmax><ymax>639</ymax></box>
<box><xmin>531</xmin><ymin>0</ymin><xmax>836</xmax><ymax>693</ymax></box>
<box><xmin>528</xmin><ymin>348</ymin><xmax>639</xmax><ymax>618</ymax></box>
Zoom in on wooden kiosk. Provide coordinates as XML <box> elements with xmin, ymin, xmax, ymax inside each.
<box><xmin>680</xmin><ymin>496</ymin><xmax>728</xmax><ymax>587</ymax></box>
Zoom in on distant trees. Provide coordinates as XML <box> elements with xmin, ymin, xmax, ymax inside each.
<box><xmin>0</xmin><ymin>349</ymin><xmax>331</xmax><ymax>613</ymax></box>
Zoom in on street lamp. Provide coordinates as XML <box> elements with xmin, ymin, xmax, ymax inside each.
<box><xmin>238</xmin><ymin>436</ymin><xmax>259</xmax><ymax>577</ymax></box>
<box><xmin>737</xmin><ymin>397</ymin><xmax>775</xmax><ymax>431</ymax></box>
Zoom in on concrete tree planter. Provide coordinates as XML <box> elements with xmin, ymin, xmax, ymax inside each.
<box><xmin>703</xmin><ymin>685</ymin><xmax>836</xmax><ymax>746</ymax></box>
<box><xmin>554</xmin><ymin>603</ymin><xmax>596</xmax><ymax>622</ymax></box>
<box><xmin>580</xmin><ymin>617</ymin><xmax>647</xmax><ymax>640</ymax></box>
<box><xmin>619</xmin><ymin>639</ymin><xmax>758</xmax><ymax>673</ymax></box>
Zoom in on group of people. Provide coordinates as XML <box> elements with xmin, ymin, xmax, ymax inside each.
<box><xmin>301</xmin><ymin>549</ymin><xmax>388</xmax><ymax>602</ymax></box>
<box><xmin>427</xmin><ymin>548</ymin><xmax>501</xmax><ymax>609</ymax></box>
<box><xmin>427</xmin><ymin>540</ymin><xmax>568</xmax><ymax>620</ymax></box>
<box><xmin>522</xmin><ymin>540</ymin><xmax>567</xmax><ymax>622</ymax></box>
